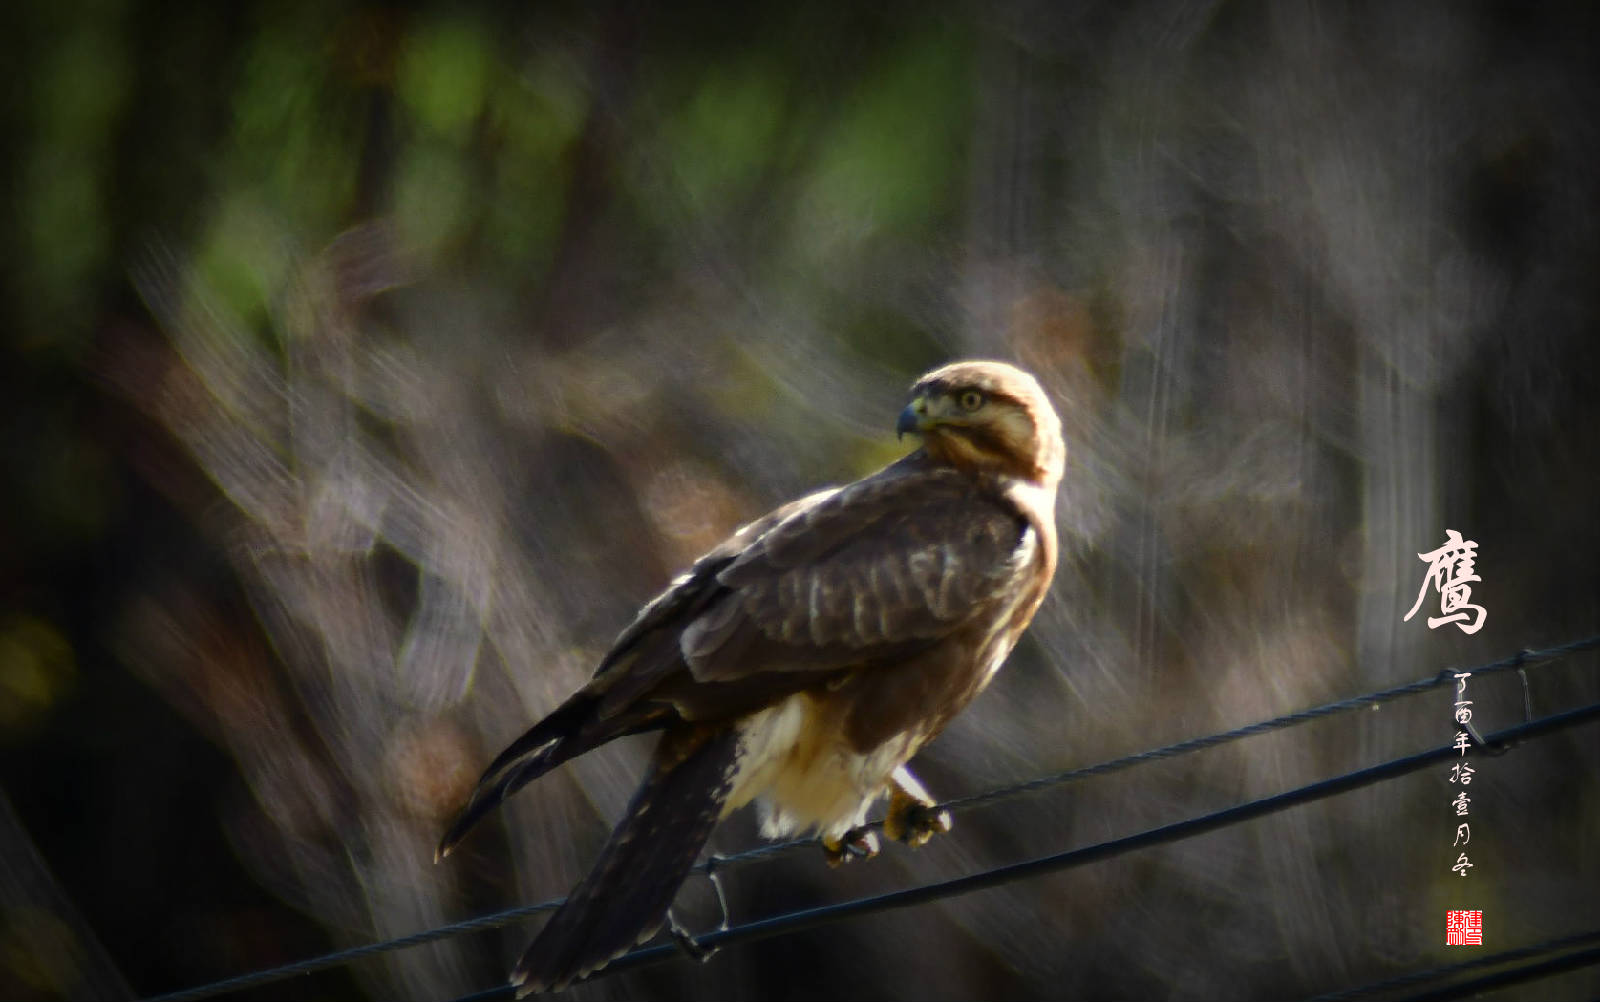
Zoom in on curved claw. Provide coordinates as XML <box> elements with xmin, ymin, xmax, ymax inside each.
<box><xmin>822</xmin><ymin>827</ymin><xmax>881</xmax><ymax>866</ymax></box>
<box><xmin>666</xmin><ymin>910</ymin><xmax>719</xmax><ymax>963</ymax></box>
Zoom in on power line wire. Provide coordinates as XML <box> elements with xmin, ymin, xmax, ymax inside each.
<box><xmin>449</xmin><ymin>696</ymin><xmax>1600</xmax><ymax>1001</ymax></box>
<box><xmin>137</xmin><ymin>635</ymin><xmax>1600</xmax><ymax>1002</ymax></box>
<box><xmin>139</xmin><ymin>899</ymin><xmax>564</xmax><ymax>1002</ymax></box>
<box><xmin>937</xmin><ymin>634</ymin><xmax>1598</xmax><ymax>815</ymax></box>
<box><xmin>1389</xmin><ymin>945</ymin><xmax>1600</xmax><ymax>1002</ymax></box>
<box><xmin>1306</xmin><ymin>928</ymin><xmax>1600</xmax><ymax>1001</ymax></box>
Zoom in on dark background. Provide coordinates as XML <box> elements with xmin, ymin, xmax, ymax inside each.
<box><xmin>2</xmin><ymin>1</ymin><xmax>1598</xmax><ymax>999</ymax></box>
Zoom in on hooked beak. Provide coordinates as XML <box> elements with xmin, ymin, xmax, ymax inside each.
<box><xmin>896</xmin><ymin>396</ymin><xmax>927</xmax><ymax>439</ymax></box>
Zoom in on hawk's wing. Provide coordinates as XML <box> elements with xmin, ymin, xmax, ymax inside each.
<box><xmin>594</xmin><ymin>462</ymin><xmax>1036</xmax><ymax>719</ymax></box>
<box><xmin>703</xmin><ymin>467</ymin><xmax>1033</xmax><ymax>663</ymax></box>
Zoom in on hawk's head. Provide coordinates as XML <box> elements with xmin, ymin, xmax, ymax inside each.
<box><xmin>897</xmin><ymin>360</ymin><xmax>1065</xmax><ymax>487</ymax></box>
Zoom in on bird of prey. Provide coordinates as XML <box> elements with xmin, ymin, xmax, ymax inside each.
<box><xmin>437</xmin><ymin>359</ymin><xmax>1066</xmax><ymax>994</ymax></box>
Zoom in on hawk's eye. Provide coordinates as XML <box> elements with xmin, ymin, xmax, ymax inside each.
<box><xmin>958</xmin><ymin>390</ymin><xmax>985</xmax><ymax>412</ymax></box>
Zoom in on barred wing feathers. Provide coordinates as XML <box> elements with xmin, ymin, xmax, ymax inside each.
<box><xmin>598</xmin><ymin>464</ymin><xmax>1036</xmax><ymax>721</ymax></box>
<box><xmin>685</xmin><ymin>467</ymin><xmax>1031</xmax><ymax>672</ymax></box>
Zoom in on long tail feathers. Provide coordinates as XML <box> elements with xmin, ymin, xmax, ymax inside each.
<box><xmin>436</xmin><ymin>693</ymin><xmax>664</xmax><ymax>861</ymax></box>
<box><xmin>509</xmin><ymin>727</ymin><xmax>740</xmax><ymax>996</ymax></box>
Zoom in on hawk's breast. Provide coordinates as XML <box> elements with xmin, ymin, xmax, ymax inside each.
<box><xmin>722</xmin><ymin>691</ymin><xmax>920</xmax><ymax>842</ymax></box>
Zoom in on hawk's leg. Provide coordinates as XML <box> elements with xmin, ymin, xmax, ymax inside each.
<box><xmin>822</xmin><ymin>827</ymin><xmax>880</xmax><ymax>866</ymax></box>
<box><xmin>663</xmin><ymin>852</ymin><xmax>731</xmax><ymax>962</ymax></box>
<box><xmin>884</xmin><ymin>765</ymin><xmax>952</xmax><ymax>848</ymax></box>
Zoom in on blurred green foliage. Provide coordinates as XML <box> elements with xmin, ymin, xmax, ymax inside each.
<box><xmin>0</xmin><ymin>618</ymin><xmax>75</xmax><ymax>737</ymax></box>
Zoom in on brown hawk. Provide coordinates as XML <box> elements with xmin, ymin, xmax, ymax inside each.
<box><xmin>437</xmin><ymin>360</ymin><xmax>1066</xmax><ymax>994</ymax></box>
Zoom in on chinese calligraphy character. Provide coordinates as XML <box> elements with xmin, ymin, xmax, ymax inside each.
<box><xmin>1404</xmin><ymin>530</ymin><xmax>1487</xmax><ymax>634</ymax></box>
<box><xmin>1442</xmin><ymin>674</ymin><xmax>1483</xmax><ymax>904</ymax></box>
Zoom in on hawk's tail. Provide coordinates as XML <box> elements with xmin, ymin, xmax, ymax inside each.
<box><xmin>510</xmin><ymin>726</ymin><xmax>740</xmax><ymax>996</ymax></box>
